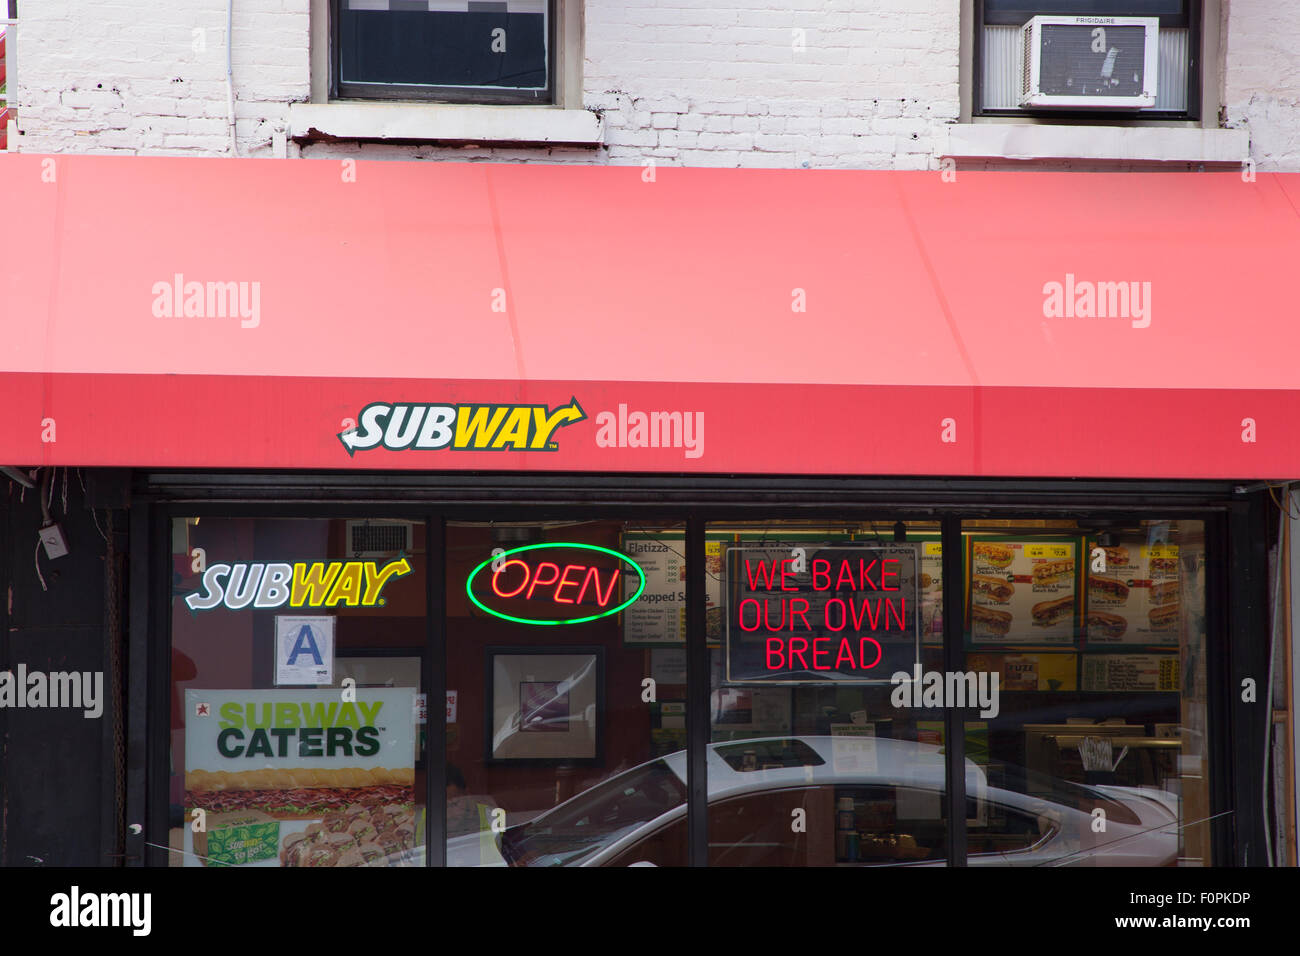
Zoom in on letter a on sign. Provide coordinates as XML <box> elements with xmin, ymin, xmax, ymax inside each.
<box><xmin>276</xmin><ymin>615</ymin><xmax>335</xmax><ymax>686</ymax></box>
<box><xmin>289</xmin><ymin>626</ymin><xmax>324</xmax><ymax>666</ymax></box>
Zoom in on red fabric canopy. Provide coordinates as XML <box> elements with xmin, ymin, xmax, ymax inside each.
<box><xmin>3</xmin><ymin>153</ymin><xmax>1299</xmax><ymax>478</ymax></box>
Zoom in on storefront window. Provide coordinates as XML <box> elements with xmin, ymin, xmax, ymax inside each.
<box><xmin>705</xmin><ymin>519</ymin><xmax>952</xmax><ymax>867</ymax></box>
<box><xmin>163</xmin><ymin>511</ymin><xmax>1214</xmax><ymax>868</ymax></box>
<box><xmin>447</xmin><ymin>520</ymin><xmax>689</xmax><ymax>867</ymax></box>
<box><xmin>962</xmin><ymin>518</ymin><xmax>1209</xmax><ymax>866</ymax></box>
<box><xmin>169</xmin><ymin>517</ymin><xmax>427</xmax><ymax>868</ymax></box>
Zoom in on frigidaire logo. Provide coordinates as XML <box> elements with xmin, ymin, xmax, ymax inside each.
<box><xmin>338</xmin><ymin>399</ymin><xmax>586</xmax><ymax>456</ymax></box>
<box><xmin>184</xmin><ymin>559</ymin><xmax>411</xmax><ymax>611</ymax></box>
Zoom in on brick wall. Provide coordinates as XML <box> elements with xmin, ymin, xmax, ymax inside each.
<box><xmin>1221</xmin><ymin>1</ymin><xmax>1300</xmax><ymax>171</ymax></box>
<box><xmin>580</xmin><ymin>0</ymin><xmax>959</xmax><ymax>170</ymax></box>
<box><xmin>9</xmin><ymin>1</ymin><xmax>1299</xmax><ymax>171</ymax></box>
<box><xmin>14</xmin><ymin>0</ymin><xmax>307</xmax><ymax>156</ymax></box>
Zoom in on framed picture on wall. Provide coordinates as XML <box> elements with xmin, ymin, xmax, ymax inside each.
<box><xmin>485</xmin><ymin>647</ymin><xmax>604</xmax><ymax>765</ymax></box>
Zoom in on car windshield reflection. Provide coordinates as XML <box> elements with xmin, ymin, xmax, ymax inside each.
<box><xmin>499</xmin><ymin>759</ymin><xmax>688</xmax><ymax>867</ymax></box>
<box><xmin>465</xmin><ymin>736</ymin><xmax>1179</xmax><ymax>868</ymax></box>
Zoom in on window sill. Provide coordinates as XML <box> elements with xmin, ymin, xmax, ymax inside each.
<box><xmin>287</xmin><ymin>102</ymin><xmax>603</xmax><ymax>148</ymax></box>
<box><xmin>941</xmin><ymin>123</ymin><xmax>1249</xmax><ymax>164</ymax></box>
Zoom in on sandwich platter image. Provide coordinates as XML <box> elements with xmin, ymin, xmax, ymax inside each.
<box><xmin>967</xmin><ymin>537</ymin><xmax>1079</xmax><ymax>645</ymax></box>
<box><xmin>182</xmin><ymin>688</ymin><xmax>418</xmax><ymax>867</ymax></box>
<box><xmin>1083</xmin><ymin>539</ymin><xmax>1181</xmax><ymax>646</ymax></box>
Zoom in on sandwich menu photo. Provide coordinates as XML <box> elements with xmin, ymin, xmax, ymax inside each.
<box><xmin>966</xmin><ymin>536</ymin><xmax>1080</xmax><ymax>646</ymax></box>
<box><xmin>1082</xmin><ymin>537</ymin><xmax>1182</xmax><ymax>647</ymax></box>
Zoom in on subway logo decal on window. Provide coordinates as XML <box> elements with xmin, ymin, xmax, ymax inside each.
<box><xmin>338</xmin><ymin>399</ymin><xmax>587</xmax><ymax>456</ymax></box>
<box><xmin>184</xmin><ymin>559</ymin><xmax>412</xmax><ymax>611</ymax></box>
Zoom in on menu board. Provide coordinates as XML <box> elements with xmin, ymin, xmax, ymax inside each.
<box><xmin>967</xmin><ymin>537</ymin><xmax>1080</xmax><ymax>646</ymax></box>
<box><xmin>1081</xmin><ymin>653</ymin><xmax>1180</xmax><ymax>692</ymax></box>
<box><xmin>621</xmin><ymin>532</ymin><xmax>724</xmax><ymax>645</ymax></box>
<box><xmin>967</xmin><ymin>652</ymin><xmax>1078</xmax><ymax>692</ymax></box>
<box><xmin>916</xmin><ymin>537</ymin><xmax>944</xmax><ymax>645</ymax></box>
<box><xmin>723</xmin><ymin>543</ymin><xmax>920</xmax><ymax>684</ymax></box>
<box><xmin>1083</xmin><ymin>538</ymin><xmax>1182</xmax><ymax>646</ymax></box>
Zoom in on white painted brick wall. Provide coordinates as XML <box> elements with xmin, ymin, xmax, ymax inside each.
<box><xmin>1222</xmin><ymin>2</ymin><xmax>1300</xmax><ymax>171</ymax></box>
<box><xmin>14</xmin><ymin>0</ymin><xmax>308</xmax><ymax>157</ymax></box>
<box><xmin>8</xmin><ymin>1</ymin><xmax>1299</xmax><ymax>171</ymax></box>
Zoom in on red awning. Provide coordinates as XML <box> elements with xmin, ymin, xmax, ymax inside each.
<box><xmin>3</xmin><ymin>154</ymin><xmax>1300</xmax><ymax>478</ymax></box>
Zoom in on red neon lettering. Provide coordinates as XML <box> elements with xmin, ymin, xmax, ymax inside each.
<box><xmin>526</xmin><ymin>562</ymin><xmax>561</xmax><ymax>600</ymax></box>
<box><xmin>834</xmin><ymin>638</ymin><xmax>856</xmax><ymax>669</ymax></box>
<box><xmin>790</xmin><ymin>597</ymin><xmax>811</xmax><ymax>630</ymax></box>
<box><xmin>835</xmin><ymin>561</ymin><xmax>856</xmax><ymax>591</ymax></box>
<box><xmin>553</xmin><ymin>564</ymin><xmax>584</xmax><ymax>604</ymax></box>
<box><xmin>575</xmin><ymin>566</ymin><xmax>621</xmax><ymax>606</ymax></box>
<box><xmin>824</xmin><ymin>598</ymin><xmax>846</xmax><ymax>631</ymax></box>
<box><xmin>779</xmin><ymin>559</ymin><xmax>798</xmax><ymax>592</ymax></box>
<box><xmin>858</xmin><ymin>637</ymin><xmax>882</xmax><ymax>669</ymax></box>
<box><xmin>788</xmin><ymin>637</ymin><xmax>809</xmax><ymax>670</ymax></box>
<box><xmin>885</xmin><ymin>597</ymin><xmax>906</xmax><ymax>630</ymax></box>
<box><xmin>744</xmin><ymin>559</ymin><xmax>778</xmax><ymax>591</ymax></box>
<box><xmin>860</xmin><ymin>559</ymin><xmax>879</xmax><ymax>589</ymax></box>
<box><xmin>762</xmin><ymin>599</ymin><xmax>786</xmax><ymax>632</ymax></box>
<box><xmin>738</xmin><ymin>598</ymin><xmax>761</xmax><ymax>632</ymax></box>
<box><xmin>811</xmin><ymin>558</ymin><xmax>830</xmax><ymax>591</ymax></box>
<box><xmin>765</xmin><ymin>638</ymin><xmax>784</xmax><ymax>670</ymax></box>
<box><xmin>812</xmin><ymin>637</ymin><xmax>830</xmax><ymax>670</ymax></box>
<box><xmin>848</xmin><ymin>597</ymin><xmax>882</xmax><ymax>630</ymax></box>
<box><xmin>590</xmin><ymin>568</ymin><xmax>621</xmax><ymax>607</ymax></box>
<box><xmin>574</xmin><ymin>567</ymin><xmax>595</xmax><ymax>603</ymax></box>
<box><xmin>491</xmin><ymin>559</ymin><xmax>531</xmax><ymax>599</ymax></box>
<box><xmin>881</xmin><ymin>558</ymin><xmax>900</xmax><ymax>591</ymax></box>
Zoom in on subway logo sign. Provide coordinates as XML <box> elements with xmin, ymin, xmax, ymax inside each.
<box><xmin>184</xmin><ymin>559</ymin><xmax>412</xmax><ymax>611</ymax></box>
<box><xmin>338</xmin><ymin>399</ymin><xmax>586</xmax><ymax>457</ymax></box>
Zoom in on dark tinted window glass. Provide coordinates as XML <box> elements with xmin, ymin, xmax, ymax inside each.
<box><xmin>340</xmin><ymin>8</ymin><xmax>547</xmax><ymax>90</ymax></box>
<box><xmin>985</xmin><ymin>1</ymin><xmax>1183</xmax><ymax>15</ymax></box>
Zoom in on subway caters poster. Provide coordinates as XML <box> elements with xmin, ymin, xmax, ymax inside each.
<box><xmin>183</xmin><ymin>688</ymin><xmax>416</xmax><ymax>868</ymax></box>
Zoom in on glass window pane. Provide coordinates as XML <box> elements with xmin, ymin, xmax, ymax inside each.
<box><xmin>984</xmin><ymin>1</ymin><xmax>1185</xmax><ymax>19</ymax></box>
<box><xmin>340</xmin><ymin>4</ymin><xmax>548</xmax><ymax>91</ymax></box>
<box><xmin>169</xmin><ymin>517</ymin><xmax>427</xmax><ymax>868</ymax></box>
<box><xmin>707</xmin><ymin>519</ymin><xmax>950</xmax><ymax>867</ymax></box>
<box><xmin>448</xmin><ymin>520</ymin><xmax>688</xmax><ymax>867</ymax></box>
<box><xmin>962</xmin><ymin>517</ymin><xmax>1209</xmax><ymax>866</ymax></box>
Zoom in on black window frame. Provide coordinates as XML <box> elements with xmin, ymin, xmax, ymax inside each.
<box><xmin>329</xmin><ymin>0</ymin><xmax>557</xmax><ymax>106</ymax></box>
<box><xmin>130</xmin><ymin>472</ymin><xmax>1253</xmax><ymax>868</ymax></box>
<box><xmin>973</xmin><ymin>0</ymin><xmax>1202</xmax><ymax>122</ymax></box>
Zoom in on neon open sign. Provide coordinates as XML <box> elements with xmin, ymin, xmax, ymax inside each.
<box><xmin>466</xmin><ymin>543</ymin><xmax>646</xmax><ymax>626</ymax></box>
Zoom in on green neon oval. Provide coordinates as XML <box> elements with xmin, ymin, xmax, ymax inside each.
<box><xmin>466</xmin><ymin>542</ymin><xmax>646</xmax><ymax>626</ymax></box>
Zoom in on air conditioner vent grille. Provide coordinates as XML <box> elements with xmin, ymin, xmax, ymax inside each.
<box><xmin>347</xmin><ymin>521</ymin><xmax>412</xmax><ymax>557</ymax></box>
<box><xmin>1039</xmin><ymin>24</ymin><xmax>1147</xmax><ymax>98</ymax></box>
<box><xmin>1021</xmin><ymin>22</ymin><xmax>1033</xmax><ymax>98</ymax></box>
<box><xmin>1018</xmin><ymin>16</ymin><xmax>1157</xmax><ymax>109</ymax></box>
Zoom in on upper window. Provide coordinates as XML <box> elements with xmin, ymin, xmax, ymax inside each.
<box><xmin>331</xmin><ymin>0</ymin><xmax>554</xmax><ymax>105</ymax></box>
<box><xmin>975</xmin><ymin>0</ymin><xmax>1199</xmax><ymax>120</ymax></box>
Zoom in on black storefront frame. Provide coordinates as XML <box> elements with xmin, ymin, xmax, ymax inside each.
<box><xmin>126</xmin><ymin>472</ymin><xmax>1265</xmax><ymax>868</ymax></box>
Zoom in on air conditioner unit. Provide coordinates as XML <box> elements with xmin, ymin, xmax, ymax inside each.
<box><xmin>345</xmin><ymin>519</ymin><xmax>414</xmax><ymax>558</ymax></box>
<box><xmin>1020</xmin><ymin>15</ymin><xmax>1158</xmax><ymax>108</ymax></box>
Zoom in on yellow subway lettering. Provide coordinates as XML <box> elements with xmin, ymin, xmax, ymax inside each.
<box><xmin>455</xmin><ymin>406</ymin><xmax>509</xmax><ymax>449</ymax></box>
<box><xmin>325</xmin><ymin>561</ymin><xmax>365</xmax><ymax>607</ymax></box>
<box><xmin>291</xmin><ymin>563</ymin><xmax>341</xmax><ymax>607</ymax></box>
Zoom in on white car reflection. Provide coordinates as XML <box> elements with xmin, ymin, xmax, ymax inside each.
<box><xmin>444</xmin><ymin>736</ymin><xmax>1180</xmax><ymax>867</ymax></box>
